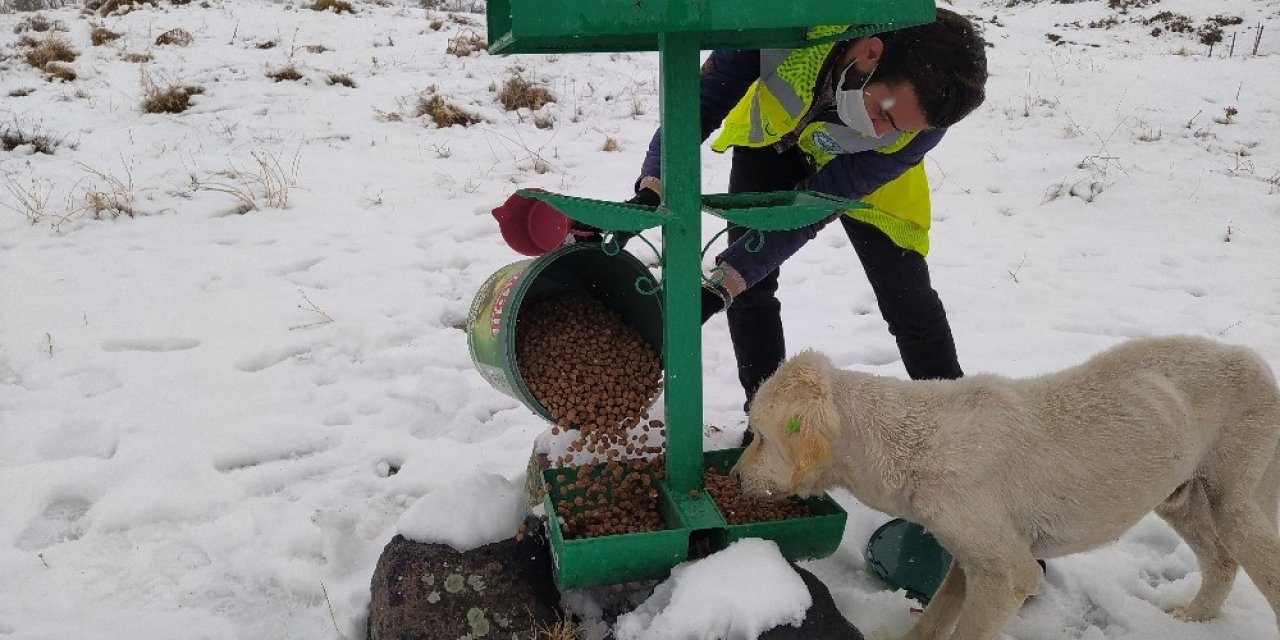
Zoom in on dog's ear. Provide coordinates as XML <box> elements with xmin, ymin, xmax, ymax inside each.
<box><xmin>776</xmin><ymin>350</ymin><xmax>839</xmax><ymax>492</ymax></box>
<box><xmin>788</xmin><ymin>422</ymin><xmax>833</xmax><ymax>493</ymax></box>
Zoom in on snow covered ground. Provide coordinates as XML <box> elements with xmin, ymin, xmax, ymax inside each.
<box><xmin>1</xmin><ymin>0</ymin><xmax>1278</xmax><ymax>637</ymax></box>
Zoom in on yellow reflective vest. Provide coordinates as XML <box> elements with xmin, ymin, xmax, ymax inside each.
<box><xmin>709</xmin><ymin>27</ymin><xmax>933</xmax><ymax>255</ymax></box>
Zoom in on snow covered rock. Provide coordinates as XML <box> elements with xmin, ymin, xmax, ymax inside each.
<box><xmin>610</xmin><ymin>538</ymin><xmax>864</xmax><ymax>640</ymax></box>
<box><xmin>367</xmin><ymin>517</ymin><xmax>560</xmax><ymax>640</ymax></box>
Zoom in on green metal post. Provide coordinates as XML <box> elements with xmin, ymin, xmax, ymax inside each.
<box><xmin>658</xmin><ymin>32</ymin><xmax>703</xmax><ymax>497</ymax></box>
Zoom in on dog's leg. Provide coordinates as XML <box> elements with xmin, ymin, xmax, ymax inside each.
<box><xmin>1156</xmin><ymin>482</ymin><xmax>1238</xmax><ymax>621</ymax></box>
<box><xmin>1210</xmin><ymin>493</ymin><xmax>1280</xmax><ymax>631</ymax></box>
<box><xmin>902</xmin><ymin>560</ymin><xmax>965</xmax><ymax>640</ymax></box>
<box><xmin>934</xmin><ymin>539</ymin><xmax>1041</xmax><ymax>640</ymax></box>
<box><xmin>1261</xmin><ymin>445</ymin><xmax>1280</xmax><ymax>529</ymax></box>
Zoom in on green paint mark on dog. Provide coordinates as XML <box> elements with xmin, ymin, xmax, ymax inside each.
<box><xmin>786</xmin><ymin>415</ymin><xmax>802</xmax><ymax>435</ymax></box>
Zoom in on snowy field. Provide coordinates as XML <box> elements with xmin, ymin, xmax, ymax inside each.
<box><xmin>1</xmin><ymin>0</ymin><xmax>1278</xmax><ymax>637</ymax></box>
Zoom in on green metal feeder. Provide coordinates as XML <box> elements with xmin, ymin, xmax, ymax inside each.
<box><xmin>484</xmin><ymin>0</ymin><xmax>943</xmax><ymax>593</ymax></box>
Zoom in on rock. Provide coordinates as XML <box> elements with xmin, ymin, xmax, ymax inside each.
<box><xmin>759</xmin><ymin>563</ymin><xmax>864</xmax><ymax>640</ymax></box>
<box><xmin>368</xmin><ymin>517</ymin><xmax>561</xmax><ymax>640</ymax></box>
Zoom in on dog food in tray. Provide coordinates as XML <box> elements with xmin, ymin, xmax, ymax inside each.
<box><xmin>547</xmin><ymin>458</ymin><xmax>665</xmax><ymax>540</ymax></box>
<box><xmin>703</xmin><ymin>467</ymin><xmax>812</xmax><ymax>524</ymax></box>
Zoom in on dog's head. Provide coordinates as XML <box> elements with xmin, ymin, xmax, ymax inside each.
<box><xmin>732</xmin><ymin>349</ymin><xmax>839</xmax><ymax>499</ymax></box>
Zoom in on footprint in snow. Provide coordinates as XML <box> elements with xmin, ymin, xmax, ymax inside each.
<box><xmin>101</xmin><ymin>337</ymin><xmax>201</xmax><ymax>353</ymax></box>
<box><xmin>16</xmin><ymin>496</ymin><xmax>92</xmax><ymax>552</ymax></box>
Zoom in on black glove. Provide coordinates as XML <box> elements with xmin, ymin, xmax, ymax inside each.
<box><xmin>701</xmin><ymin>283</ymin><xmax>730</xmax><ymax>323</ymax></box>
<box><xmin>626</xmin><ymin>187</ymin><xmax>661</xmax><ymax>209</ymax></box>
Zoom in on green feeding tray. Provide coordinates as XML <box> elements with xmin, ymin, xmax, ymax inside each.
<box><xmin>516</xmin><ymin>189</ymin><xmax>867</xmax><ymax>235</ymax></box>
<box><xmin>515</xmin><ymin>189</ymin><xmax>666</xmax><ymax>233</ymax></box>
<box><xmin>541</xmin><ymin>466</ymin><xmax>691</xmax><ymax>591</ymax></box>
<box><xmin>866</xmin><ymin>519</ymin><xmax>952</xmax><ymax>604</ymax></box>
<box><xmin>702</xmin><ymin>448</ymin><xmax>847</xmax><ymax>560</ymax></box>
<box><xmin>702</xmin><ymin>191</ymin><xmax>869</xmax><ymax>231</ymax></box>
<box><xmin>540</xmin><ymin>448</ymin><xmax>848</xmax><ymax>592</ymax></box>
<box><xmin>486</xmin><ymin>0</ymin><xmax>937</xmax><ymax>53</ymax></box>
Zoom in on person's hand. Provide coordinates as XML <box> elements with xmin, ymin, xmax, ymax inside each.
<box><xmin>625</xmin><ymin>186</ymin><xmax>661</xmax><ymax>209</ymax></box>
<box><xmin>567</xmin><ymin>221</ymin><xmax>630</xmax><ymax>247</ymax></box>
<box><xmin>700</xmin><ymin>264</ymin><xmax>745</xmax><ymax>322</ymax></box>
<box><xmin>701</xmin><ymin>281</ymin><xmax>732</xmax><ymax>322</ymax></box>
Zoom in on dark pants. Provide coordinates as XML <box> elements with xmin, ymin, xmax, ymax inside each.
<box><xmin>719</xmin><ymin>146</ymin><xmax>963</xmax><ymax>407</ymax></box>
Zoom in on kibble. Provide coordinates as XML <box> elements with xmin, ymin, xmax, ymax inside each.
<box><xmin>551</xmin><ymin>458</ymin><xmax>667</xmax><ymax>540</ymax></box>
<box><xmin>704</xmin><ymin>468</ymin><xmax>813</xmax><ymax>525</ymax></box>
<box><xmin>519</xmin><ymin>292</ymin><xmax>668</xmax><ymax>540</ymax></box>
<box><xmin>517</xmin><ymin>293</ymin><xmax>662</xmax><ymax>451</ymax></box>
<box><xmin>521</xmin><ymin>293</ymin><xmax>814</xmax><ymax>538</ymax></box>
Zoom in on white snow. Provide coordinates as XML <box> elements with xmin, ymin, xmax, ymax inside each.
<box><xmin>396</xmin><ymin>472</ymin><xmax>522</xmax><ymax>552</ymax></box>
<box><xmin>613</xmin><ymin>539</ymin><xmax>811</xmax><ymax>640</ymax></box>
<box><xmin>1</xmin><ymin>0</ymin><xmax>1279</xmax><ymax>638</ymax></box>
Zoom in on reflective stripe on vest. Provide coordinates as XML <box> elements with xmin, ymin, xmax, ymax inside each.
<box><xmin>710</xmin><ymin>28</ymin><xmax>933</xmax><ymax>255</ymax></box>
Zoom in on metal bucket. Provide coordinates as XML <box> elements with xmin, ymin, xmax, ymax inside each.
<box><xmin>467</xmin><ymin>243</ymin><xmax>664</xmax><ymax>422</ymax></box>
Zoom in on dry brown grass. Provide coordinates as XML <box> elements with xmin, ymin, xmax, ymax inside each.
<box><xmin>529</xmin><ymin>617</ymin><xmax>583</xmax><ymax>640</ymax></box>
<box><xmin>77</xmin><ymin>162</ymin><xmax>138</xmax><ymax>219</ymax></box>
<box><xmin>445</xmin><ymin>30</ymin><xmax>486</xmax><ymax>56</ymax></box>
<box><xmin>602</xmin><ymin>136</ymin><xmax>620</xmax><ymax>152</ymax></box>
<box><xmin>427</xmin><ymin>19</ymin><xmax>443</xmax><ymax>31</ymax></box>
<box><xmin>142</xmin><ymin>83</ymin><xmax>203</xmax><ymax>114</ymax></box>
<box><xmin>326</xmin><ymin>72</ymin><xmax>355</xmax><ymax>87</ymax></box>
<box><xmin>304</xmin><ymin>44</ymin><xmax>330</xmax><ymax>53</ymax></box>
<box><xmin>122</xmin><ymin>51</ymin><xmax>153</xmax><ymax>63</ymax></box>
<box><xmin>267</xmin><ymin>65</ymin><xmax>303</xmax><ymax>82</ymax></box>
<box><xmin>415</xmin><ymin>92</ymin><xmax>481</xmax><ymax>128</ymax></box>
<box><xmin>310</xmin><ymin>0</ymin><xmax>355</xmax><ymax>13</ymax></box>
<box><xmin>155</xmin><ymin>28</ymin><xmax>193</xmax><ymax>46</ymax></box>
<box><xmin>23</xmin><ymin>37</ymin><xmax>77</xmax><ymax>70</ymax></box>
<box><xmin>194</xmin><ymin>150</ymin><xmax>300</xmax><ymax>213</ymax></box>
<box><xmin>44</xmin><ymin>61</ymin><xmax>76</xmax><ymax>81</ymax></box>
<box><xmin>533</xmin><ymin>114</ymin><xmax>554</xmax><ymax>129</ymax></box>
<box><xmin>446</xmin><ymin>13</ymin><xmax>477</xmax><ymax>26</ymax></box>
<box><xmin>85</xmin><ymin>0</ymin><xmax>157</xmax><ymax>16</ymax></box>
<box><xmin>90</xmin><ymin>25</ymin><xmax>121</xmax><ymax>46</ymax></box>
<box><xmin>13</xmin><ymin>14</ymin><xmax>66</xmax><ymax>33</ymax></box>
<box><xmin>1</xmin><ymin>123</ymin><xmax>61</xmax><ymax>154</ymax></box>
<box><xmin>498</xmin><ymin>74</ymin><xmax>554</xmax><ymax>111</ymax></box>
<box><xmin>9</xmin><ymin>88</ymin><xmax>36</xmax><ymax>97</ymax></box>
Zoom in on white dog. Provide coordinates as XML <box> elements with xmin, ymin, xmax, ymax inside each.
<box><xmin>733</xmin><ymin>335</ymin><xmax>1280</xmax><ymax>640</ymax></box>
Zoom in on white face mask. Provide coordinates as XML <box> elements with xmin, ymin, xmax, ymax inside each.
<box><xmin>835</xmin><ymin>62</ymin><xmax>880</xmax><ymax>137</ymax></box>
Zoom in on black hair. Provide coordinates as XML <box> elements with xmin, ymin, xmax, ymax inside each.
<box><xmin>872</xmin><ymin>8</ymin><xmax>989</xmax><ymax>128</ymax></box>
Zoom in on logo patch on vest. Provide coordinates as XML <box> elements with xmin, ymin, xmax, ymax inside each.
<box><xmin>811</xmin><ymin>130</ymin><xmax>844</xmax><ymax>154</ymax></box>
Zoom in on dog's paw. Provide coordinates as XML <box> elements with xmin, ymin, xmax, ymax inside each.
<box><xmin>1169</xmin><ymin>605</ymin><xmax>1218</xmax><ymax>623</ymax></box>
